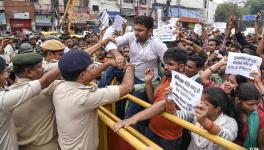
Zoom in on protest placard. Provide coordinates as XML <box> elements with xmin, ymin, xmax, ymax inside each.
<box><xmin>112</xmin><ymin>15</ymin><xmax>127</xmax><ymax>31</ymax></box>
<box><xmin>99</xmin><ymin>10</ymin><xmax>109</xmax><ymax>30</ymax></box>
<box><xmin>194</xmin><ymin>24</ymin><xmax>202</xmax><ymax>36</ymax></box>
<box><xmin>153</xmin><ymin>24</ymin><xmax>176</xmax><ymax>41</ymax></box>
<box><xmin>225</xmin><ymin>52</ymin><xmax>262</xmax><ymax>79</ymax></box>
<box><xmin>168</xmin><ymin>71</ymin><xmax>203</xmax><ymax>112</ymax></box>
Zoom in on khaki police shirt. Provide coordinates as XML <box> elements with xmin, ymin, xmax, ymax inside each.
<box><xmin>10</xmin><ymin>78</ymin><xmax>62</xmax><ymax>147</ymax></box>
<box><xmin>53</xmin><ymin>81</ymin><xmax>120</xmax><ymax>150</ymax></box>
<box><xmin>0</xmin><ymin>80</ymin><xmax>41</xmax><ymax>150</ymax></box>
<box><xmin>42</xmin><ymin>58</ymin><xmax>58</xmax><ymax>73</ymax></box>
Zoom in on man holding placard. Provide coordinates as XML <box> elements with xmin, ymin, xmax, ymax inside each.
<box><xmin>114</xmin><ymin>48</ymin><xmax>187</xmax><ymax>150</ymax></box>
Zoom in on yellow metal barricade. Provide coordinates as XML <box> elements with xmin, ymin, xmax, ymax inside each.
<box><xmin>121</xmin><ymin>94</ymin><xmax>246</xmax><ymax>150</ymax></box>
<box><xmin>97</xmin><ymin>107</ymin><xmax>163</xmax><ymax>150</ymax></box>
<box><xmin>99</xmin><ymin>106</ymin><xmax>163</xmax><ymax>150</ymax></box>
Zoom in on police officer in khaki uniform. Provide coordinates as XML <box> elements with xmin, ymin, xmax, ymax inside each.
<box><xmin>0</xmin><ymin>56</ymin><xmax>60</xmax><ymax>150</ymax></box>
<box><xmin>54</xmin><ymin>50</ymin><xmax>135</xmax><ymax>150</ymax></box>
<box><xmin>10</xmin><ymin>53</ymin><xmax>60</xmax><ymax>150</ymax></box>
<box><xmin>40</xmin><ymin>39</ymin><xmax>65</xmax><ymax>72</ymax></box>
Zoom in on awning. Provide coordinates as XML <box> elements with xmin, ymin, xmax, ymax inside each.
<box><xmin>72</xmin><ymin>23</ymin><xmax>87</xmax><ymax>28</ymax></box>
<box><xmin>179</xmin><ymin>17</ymin><xmax>199</xmax><ymax>23</ymax></box>
<box><xmin>36</xmin><ymin>22</ymin><xmax>52</xmax><ymax>26</ymax></box>
<box><xmin>120</xmin><ymin>8</ymin><xmax>134</xmax><ymax>16</ymax></box>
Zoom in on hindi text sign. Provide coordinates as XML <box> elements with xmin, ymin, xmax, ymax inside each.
<box><xmin>225</xmin><ymin>52</ymin><xmax>262</xmax><ymax>79</ymax></box>
<box><xmin>168</xmin><ymin>71</ymin><xmax>203</xmax><ymax>112</ymax></box>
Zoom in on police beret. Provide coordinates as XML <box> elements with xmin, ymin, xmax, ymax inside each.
<box><xmin>12</xmin><ymin>53</ymin><xmax>42</xmax><ymax>66</ymax></box>
<box><xmin>59</xmin><ymin>50</ymin><xmax>92</xmax><ymax>74</ymax></box>
<box><xmin>40</xmin><ymin>40</ymin><xmax>65</xmax><ymax>52</ymax></box>
<box><xmin>19</xmin><ymin>43</ymin><xmax>34</xmax><ymax>54</ymax></box>
<box><xmin>0</xmin><ymin>57</ymin><xmax>6</xmax><ymax>73</ymax></box>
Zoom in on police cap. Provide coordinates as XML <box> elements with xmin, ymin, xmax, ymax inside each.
<box><xmin>40</xmin><ymin>40</ymin><xmax>65</xmax><ymax>52</ymax></box>
<box><xmin>19</xmin><ymin>43</ymin><xmax>34</xmax><ymax>54</ymax></box>
<box><xmin>12</xmin><ymin>53</ymin><xmax>42</xmax><ymax>66</ymax></box>
<box><xmin>58</xmin><ymin>50</ymin><xmax>92</xmax><ymax>74</ymax></box>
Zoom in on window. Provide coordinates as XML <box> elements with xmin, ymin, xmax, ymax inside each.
<box><xmin>124</xmin><ymin>0</ymin><xmax>133</xmax><ymax>3</ymax></box>
<box><xmin>92</xmin><ymin>5</ymin><xmax>99</xmax><ymax>11</ymax></box>
<box><xmin>139</xmin><ymin>0</ymin><xmax>146</xmax><ymax>5</ymax></box>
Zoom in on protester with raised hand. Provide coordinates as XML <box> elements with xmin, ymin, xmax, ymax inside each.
<box><xmin>200</xmin><ymin>57</ymin><xmax>248</xmax><ymax>96</ymax></box>
<box><xmin>105</xmin><ymin>15</ymin><xmax>168</xmax><ymax>133</ymax></box>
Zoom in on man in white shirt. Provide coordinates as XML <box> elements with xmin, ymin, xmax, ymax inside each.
<box><xmin>105</xmin><ymin>15</ymin><xmax>168</xmax><ymax>133</ymax></box>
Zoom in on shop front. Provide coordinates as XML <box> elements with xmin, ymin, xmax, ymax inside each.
<box><xmin>35</xmin><ymin>14</ymin><xmax>52</xmax><ymax>32</ymax></box>
<box><xmin>10</xmin><ymin>19</ymin><xmax>32</xmax><ymax>32</ymax></box>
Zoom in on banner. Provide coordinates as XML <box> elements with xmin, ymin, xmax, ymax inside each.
<box><xmin>112</xmin><ymin>15</ymin><xmax>127</xmax><ymax>32</ymax></box>
<box><xmin>194</xmin><ymin>24</ymin><xmax>202</xmax><ymax>36</ymax></box>
<box><xmin>168</xmin><ymin>71</ymin><xmax>203</xmax><ymax>112</ymax></box>
<box><xmin>99</xmin><ymin>10</ymin><xmax>110</xmax><ymax>30</ymax></box>
<box><xmin>153</xmin><ymin>24</ymin><xmax>176</xmax><ymax>41</ymax></box>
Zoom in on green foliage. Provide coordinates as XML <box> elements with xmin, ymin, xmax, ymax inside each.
<box><xmin>215</xmin><ymin>3</ymin><xmax>249</xmax><ymax>22</ymax></box>
<box><xmin>245</xmin><ymin>0</ymin><xmax>264</xmax><ymax>14</ymax></box>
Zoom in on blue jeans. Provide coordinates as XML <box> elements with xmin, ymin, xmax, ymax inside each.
<box><xmin>144</xmin><ymin>127</ymin><xmax>182</xmax><ymax>150</ymax></box>
<box><xmin>98</xmin><ymin>66</ymin><xmax>124</xmax><ymax>88</ymax></box>
<box><xmin>98</xmin><ymin>66</ymin><xmax>126</xmax><ymax>119</ymax></box>
<box><xmin>124</xmin><ymin>77</ymin><xmax>149</xmax><ymax>134</ymax></box>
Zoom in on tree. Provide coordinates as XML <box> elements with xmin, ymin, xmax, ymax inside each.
<box><xmin>215</xmin><ymin>3</ymin><xmax>248</xmax><ymax>22</ymax></box>
<box><xmin>246</xmin><ymin>0</ymin><xmax>264</xmax><ymax>14</ymax></box>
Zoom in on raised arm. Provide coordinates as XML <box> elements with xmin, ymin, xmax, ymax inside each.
<box><xmin>83</xmin><ymin>60</ymin><xmax>119</xmax><ymax>84</ymax></box>
<box><xmin>2</xmin><ymin>67</ymin><xmax>61</xmax><ymax>112</ymax></box>
<box><xmin>255</xmin><ymin>12</ymin><xmax>262</xmax><ymax>41</ymax></box>
<box><xmin>84</xmin><ymin>39</ymin><xmax>110</xmax><ymax>55</ymax></box>
<box><xmin>200</xmin><ymin>57</ymin><xmax>227</xmax><ymax>85</ymax></box>
<box><xmin>118</xmin><ymin>64</ymin><xmax>135</xmax><ymax>97</ymax></box>
<box><xmin>256</xmin><ymin>35</ymin><xmax>264</xmax><ymax>67</ymax></box>
<box><xmin>195</xmin><ymin>102</ymin><xmax>237</xmax><ymax>141</ymax></box>
<box><xmin>251</xmin><ymin>69</ymin><xmax>264</xmax><ymax>96</ymax></box>
<box><xmin>38</xmin><ymin>67</ymin><xmax>61</xmax><ymax>89</ymax></box>
<box><xmin>144</xmin><ymin>68</ymin><xmax>155</xmax><ymax>103</ymax></box>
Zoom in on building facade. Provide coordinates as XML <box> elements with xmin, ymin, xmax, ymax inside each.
<box><xmin>4</xmin><ymin>0</ymin><xmax>35</xmax><ymax>32</ymax></box>
<box><xmin>0</xmin><ymin>0</ymin><xmax>217</xmax><ymax>32</ymax></box>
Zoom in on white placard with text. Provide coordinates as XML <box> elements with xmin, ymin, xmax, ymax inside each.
<box><xmin>225</xmin><ymin>52</ymin><xmax>262</xmax><ymax>79</ymax></box>
<box><xmin>168</xmin><ymin>71</ymin><xmax>203</xmax><ymax>112</ymax></box>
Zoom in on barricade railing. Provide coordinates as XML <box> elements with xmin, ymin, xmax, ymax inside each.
<box><xmin>98</xmin><ymin>106</ymin><xmax>163</xmax><ymax>150</ymax></box>
<box><xmin>120</xmin><ymin>94</ymin><xmax>246</xmax><ymax>150</ymax></box>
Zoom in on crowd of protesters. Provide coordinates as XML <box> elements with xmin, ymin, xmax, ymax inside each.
<box><xmin>0</xmin><ymin>13</ymin><xmax>264</xmax><ymax>150</ymax></box>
